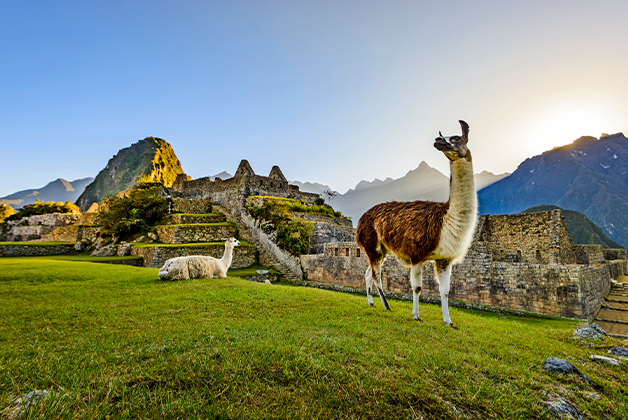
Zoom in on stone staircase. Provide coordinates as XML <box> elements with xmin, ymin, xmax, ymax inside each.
<box><xmin>594</xmin><ymin>276</ymin><xmax>628</xmax><ymax>341</ymax></box>
<box><xmin>213</xmin><ymin>204</ymin><xmax>304</xmax><ymax>281</ymax></box>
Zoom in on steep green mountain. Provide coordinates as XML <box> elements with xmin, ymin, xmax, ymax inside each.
<box><xmin>523</xmin><ymin>205</ymin><xmax>624</xmax><ymax>249</ymax></box>
<box><xmin>0</xmin><ymin>177</ymin><xmax>94</xmax><ymax>209</ymax></box>
<box><xmin>478</xmin><ymin>133</ymin><xmax>628</xmax><ymax>248</ymax></box>
<box><xmin>76</xmin><ymin>137</ymin><xmax>185</xmax><ymax>211</ymax></box>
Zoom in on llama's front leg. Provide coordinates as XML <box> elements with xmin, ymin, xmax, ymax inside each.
<box><xmin>373</xmin><ymin>263</ymin><xmax>390</xmax><ymax>311</ymax></box>
<box><xmin>410</xmin><ymin>264</ymin><xmax>422</xmax><ymax>321</ymax></box>
<box><xmin>437</xmin><ymin>260</ymin><xmax>456</xmax><ymax>328</ymax></box>
<box><xmin>365</xmin><ymin>266</ymin><xmax>374</xmax><ymax>306</ymax></box>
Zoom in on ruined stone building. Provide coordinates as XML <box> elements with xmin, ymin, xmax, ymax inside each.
<box><xmin>301</xmin><ymin>209</ymin><xmax>627</xmax><ymax>322</ymax></box>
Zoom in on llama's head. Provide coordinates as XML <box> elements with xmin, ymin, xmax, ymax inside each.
<box><xmin>434</xmin><ymin>120</ymin><xmax>470</xmax><ymax>162</ymax></box>
<box><xmin>222</xmin><ymin>237</ymin><xmax>240</xmax><ymax>248</ymax></box>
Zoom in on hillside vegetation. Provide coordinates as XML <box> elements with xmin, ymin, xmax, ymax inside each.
<box><xmin>1</xmin><ymin>258</ymin><xmax>627</xmax><ymax>419</ymax></box>
<box><xmin>523</xmin><ymin>205</ymin><xmax>624</xmax><ymax>249</ymax></box>
<box><xmin>76</xmin><ymin>137</ymin><xmax>185</xmax><ymax>211</ymax></box>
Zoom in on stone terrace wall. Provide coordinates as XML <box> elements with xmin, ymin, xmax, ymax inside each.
<box><xmin>0</xmin><ymin>244</ymin><xmax>75</xmax><ymax>257</ymax></box>
<box><xmin>132</xmin><ymin>245</ymin><xmax>256</xmax><ymax>269</ymax></box>
<box><xmin>171</xmin><ymin>197</ymin><xmax>213</xmax><ymax>214</ymax></box>
<box><xmin>155</xmin><ymin>224</ymin><xmax>236</xmax><ymax>244</ymax></box>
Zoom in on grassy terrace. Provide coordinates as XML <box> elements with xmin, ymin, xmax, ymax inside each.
<box><xmin>40</xmin><ymin>255</ymin><xmax>144</xmax><ymax>263</ymax></box>
<box><xmin>1</xmin><ymin>257</ymin><xmax>627</xmax><ymax>418</ymax></box>
<box><xmin>166</xmin><ymin>213</ymin><xmax>225</xmax><ymax>217</ymax></box>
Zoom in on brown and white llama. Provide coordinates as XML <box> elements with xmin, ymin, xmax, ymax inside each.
<box><xmin>355</xmin><ymin>120</ymin><xmax>477</xmax><ymax>328</ymax></box>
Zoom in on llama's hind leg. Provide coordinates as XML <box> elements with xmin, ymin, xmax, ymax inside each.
<box><xmin>410</xmin><ymin>264</ymin><xmax>422</xmax><ymax>321</ymax></box>
<box><xmin>436</xmin><ymin>260</ymin><xmax>456</xmax><ymax>328</ymax></box>
<box><xmin>372</xmin><ymin>262</ymin><xmax>390</xmax><ymax>311</ymax></box>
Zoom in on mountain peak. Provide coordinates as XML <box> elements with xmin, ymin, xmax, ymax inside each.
<box><xmin>75</xmin><ymin>137</ymin><xmax>185</xmax><ymax>211</ymax></box>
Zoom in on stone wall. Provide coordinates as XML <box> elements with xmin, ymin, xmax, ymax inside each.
<box><xmin>167</xmin><ymin>214</ymin><xmax>225</xmax><ymax>224</ymax></box>
<box><xmin>604</xmin><ymin>249</ymin><xmax>628</xmax><ymax>261</ymax></box>
<box><xmin>573</xmin><ymin>244</ymin><xmax>605</xmax><ymax>265</ymax></box>
<box><xmin>155</xmin><ymin>224</ymin><xmax>236</xmax><ymax>244</ymax></box>
<box><xmin>0</xmin><ymin>244</ymin><xmax>75</xmax><ymax>257</ymax></box>
<box><xmin>131</xmin><ymin>244</ymin><xmax>256</xmax><ymax>269</ymax></box>
<box><xmin>38</xmin><ymin>225</ymin><xmax>79</xmax><ymax>242</ymax></box>
<box><xmin>479</xmin><ymin>210</ymin><xmax>575</xmax><ymax>264</ymax></box>
<box><xmin>171</xmin><ymin>197</ymin><xmax>213</xmax><ymax>214</ymax></box>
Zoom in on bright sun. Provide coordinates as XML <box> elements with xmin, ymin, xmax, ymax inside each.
<box><xmin>521</xmin><ymin>100</ymin><xmax>625</xmax><ymax>154</ymax></box>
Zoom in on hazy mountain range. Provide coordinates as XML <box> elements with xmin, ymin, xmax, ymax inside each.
<box><xmin>292</xmin><ymin>162</ymin><xmax>509</xmax><ymax>222</ymax></box>
<box><xmin>0</xmin><ymin>177</ymin><xmax>94</xmax><ymax>208</ymax></box>
<box><xmin>479</xmin><ymin>133</ymin><xmax>628</xmax><ymax>248</ymax></box>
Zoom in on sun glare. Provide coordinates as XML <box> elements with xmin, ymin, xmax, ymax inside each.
<box><xmin>521</xmin><ymin>101</ymin><xmax>624</xmax><ymax>154</ymax></box>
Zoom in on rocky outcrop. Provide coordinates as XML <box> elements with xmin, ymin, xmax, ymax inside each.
<box><xmin>76</xmin><ymin>137</ymin><xmax>185</xmax><ymax>211</ymax></box>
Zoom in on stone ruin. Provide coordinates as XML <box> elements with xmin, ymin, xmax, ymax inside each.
<box><xmin>300</xmin><ymin>209</ymin><xmax>628</xmax><ymax>323</ymax></box>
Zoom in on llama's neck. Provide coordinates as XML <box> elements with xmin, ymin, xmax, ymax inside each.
<box><xmin>448</xmin><ymin>158</ymin><xmax>476</xmax><ymax>215</ymax></box>
<box><xmin>221</xmin><ymin>245</ymin><xmax>234</xmax><ymax>268</ymax></box>
<box><xmin>434</xmin><ymin>157</ymin><xmax>478</xmax><ymax>260</ymax></box>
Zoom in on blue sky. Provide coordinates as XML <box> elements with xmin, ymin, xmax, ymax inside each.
<box><xmin>2</xmin><ymin>0</ymin><xmax>628</xmax><ymax>197</ymax></box>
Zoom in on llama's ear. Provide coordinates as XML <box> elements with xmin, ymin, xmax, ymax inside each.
<box><xmin>459</xmin><ymin>120</ymin><xmax>469</xmax><ymax>142</ymax></box>
<box><xmin>438</xmin><ymin>131</ymin><xmax>443</xmax><ymax>138</ymax></box>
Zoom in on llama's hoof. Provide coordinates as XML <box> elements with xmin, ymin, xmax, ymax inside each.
<box><xmin>368</xmin><ymin>302</ymin><xmax>374</xmax><ymax>307</ymax></box>
<box><xmin>449</xmin><ymin>323</ymin><xmax>459</xmax><ymax>330</ymax></box>
<box><xmin>414</xmin><ymin>317</ymin><xmax>423</xmax><ymax>322</ymax></box>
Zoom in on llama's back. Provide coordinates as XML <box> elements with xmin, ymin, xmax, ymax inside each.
<box><xmin>185</xmin><ymin>255</ymin><xmax>227</xmax><ymax>279</ymax></box>
<box><xmin>357</xmin><ymin>200</ymin><xmax>449</xmax><ymax>265</ymax></box>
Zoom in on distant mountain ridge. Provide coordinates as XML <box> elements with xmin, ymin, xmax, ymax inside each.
<box><xmin>0</xmin><ymin>177</ymin><xmax>94</xmax><ymax>209</ymax></box>
<box><xmin>479</xmin><ymin>132</ymin><xmax>628</xmax><ymax>248</ymax></box>
<box><xmin>329</xmin><ymin>162</ymin><xmax>509</xmax><ymax>222</ymax></box>
<box><xmin>76</xmin><ymin>137</ymin><xmax>185</xmax><ymax>211</ymax></box>
<box><xmin>523</xmin><ymin>205</ymin><xmax>624</xmax><ymax>249</ymax></box>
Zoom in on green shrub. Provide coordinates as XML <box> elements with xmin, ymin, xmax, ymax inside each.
<box><xmin>97</xmin><ymin>185</ymin><xmax>169</xmax><ymax>242</ymax></box>
<box><xmin>275</xmin><ymin>218</ymin><xmax>314</xmax><ymax>256</ymax></box>
<box><xmin>0</xmin><ymin>204</ymin><xmax>16</xmax><ymax>223</ymax></box>
<box><xmin>247</xmin><ymin>200</ymin><xmax>314</xmax><ymax>256</ymax></box>
<box><xmin>7</xmin><ymin>199</ymin><xmax>79</xmax><ymax>221</ymax></box>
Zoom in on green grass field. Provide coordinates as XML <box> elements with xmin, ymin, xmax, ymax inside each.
<box><xmin>1</xmin><ymin>257</ymin><xmax>627</xmax><ymax>419</ymax></box>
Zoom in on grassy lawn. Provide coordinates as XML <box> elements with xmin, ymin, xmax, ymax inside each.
<box><xmin>1</xmin><ymin>257</ymin><xmax>627</xmax><ymax>419</ymax></box>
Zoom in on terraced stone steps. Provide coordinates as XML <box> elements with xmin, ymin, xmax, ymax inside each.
<box><xmin>164</xmin><ymin>213</ymin><xmax>227</xmax><ymax>225</ymax></box>
<box><xmin>595</xmin><ymin>276</ymin><xmax>628</xmax><ymax>341</ymax></box>
<box><xmin>155</xmin><ymin>222</ymin><xmax>236</xmax><ymax>244</ymax></box>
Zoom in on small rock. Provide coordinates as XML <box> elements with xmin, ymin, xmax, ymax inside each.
<box><xmin>542</xmin><ymin>357</ymin><xmax>591</xmax><ymax>384</ymax></box>
<box><xmin>74</xmin><ymin>239</ymin><xmax>91</xmax><ymax>252</ymax></box>
<box><xmin>134</xmin><ymin>236</ymin><xmax>146</xmax><ymax>243</ymax></box>
<box><xmin>590</xmin><ymin>355</ymin><xmax>620</xmax><ymax>365</ymax></box>
<box><xmin>542</xmin><ymin>398</ymin><xmax>584</xmax><ymax>420</ymax></box>
<box><xmin>264</xmin><ymin>279</ymin><xmax>272</xmax><ymax>285</ymax></box>
<box><xmin>3</xmin><ymin>390</ymin><xmax>51</xmax><ymax>420</ymax></box>
<box><xmin>117</xmin><ymin>244</ymin><xmax>133</xmax><ymax>256</ymax></box>
<box><xmin>573</xmin><ymin>323</ymin><xmax>607</xmax><ymax>341</ymax></box>
<box><xmin>90</xmin><ymin>245</ymin><xmax>117</xmax><ymax>257</ymax></box>
<box><xmin>257</xmin><ymin>270</ymin><xmax>269</xmax><ymax>274</ymax></box>
<box><xmin>147</xmin><ymin>232</ymin><xmax>158</xmax><ymax>241</ymax></box>
<box><xmin>608</xmin><ymin>346</ymin><xmax>628</xmax><ymax>359</ymax></box>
